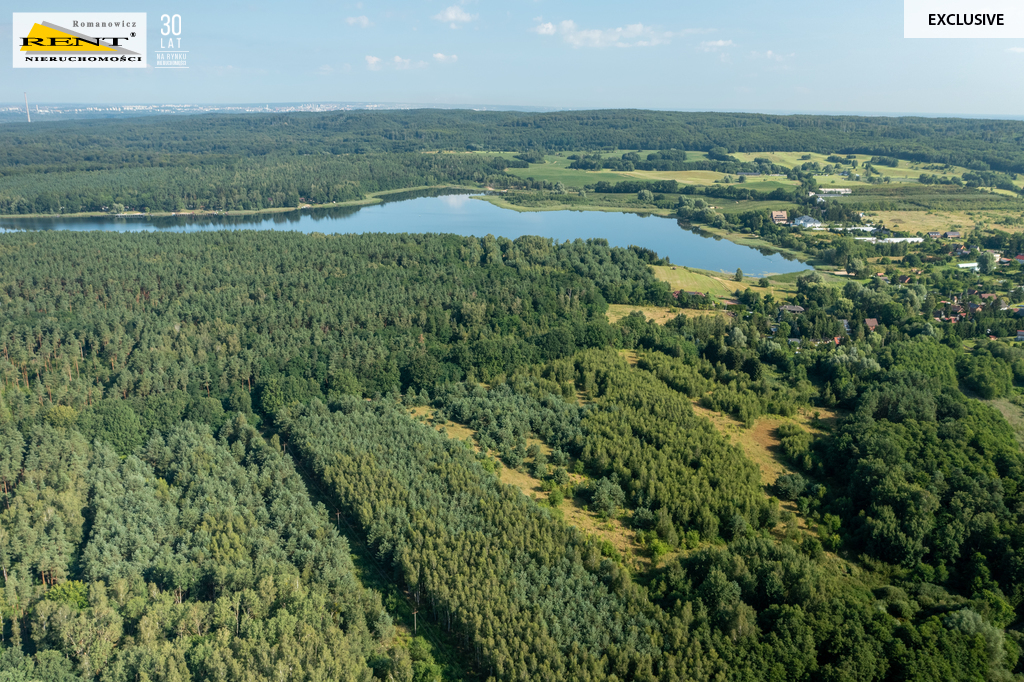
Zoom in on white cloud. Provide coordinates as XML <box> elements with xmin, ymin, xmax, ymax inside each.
<box><xmin>1009</xmin><ymin>47</ymin><xmax>1024</xmax><ymax>53</ymax></box>
<box><xmin>318</xmin><ymin>64</ymin><xmax>334</xmax><ymax>75</ymax></box>
<box><xmin>365</xmin><ymin>55</ymin><xmax>382</xmax><ymax>70</ymax></box>
<box><xmin>532</xmin><ymin>19</ymin><xmax>677</xmax><ymax>48</ymax></box>
<box><xmin>393</xmin><ymin>55</ymin><xmax>411</xmax><ymax>69</ymax></box>
<box><xmin>434</xmin><ymin>5</ymin><xmax>474</xmax><ymax>28</ymax></box>
<box><xmin>346</xmin><ymin>16</ymin><xmax>372</xmax><ymax>28</ymax></box>
<box><xmin>433</xmin><ymin>53</ymin><xmax>458</xmax><ymax>63</ymax></box>
<box><xmin>752</xmin><ymin>49</ymin><xmax>793</xmax><ymax>61</ymax></box>
<box><xmin>699</xmin><ymin>39</ymin><xmax>733</xmax><ymax>51</ymax></box>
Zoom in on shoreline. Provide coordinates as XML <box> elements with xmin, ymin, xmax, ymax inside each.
<box><xmin>471</xmin><ymin>193</ymin><xmax>676</xmax><ymax>217</ymax></box>
<box><xmin>0</xmin><ymin>185</ymin><xmax>482</xmax><ymax>221</ymax></box>
<box><xmin>0</xmin><ymin>187</ymin><xmax>813</xmax><ymax>264</ymax></box>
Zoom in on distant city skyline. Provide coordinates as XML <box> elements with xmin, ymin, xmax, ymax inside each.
<box><xmin>3</xmin><ymin>0</ymin><xmax>1024</xmax><ymax>116</ymax></box>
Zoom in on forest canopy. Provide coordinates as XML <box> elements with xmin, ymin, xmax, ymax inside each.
<box><xmin>4</xmin><ymin>109</ymin><xmax>1024</xmax><ymax>213</ymax></box>
<box><xmin>0</xmin><ymin>230</ymin><xmax>1021</xmax><ymax>680</ymax></box>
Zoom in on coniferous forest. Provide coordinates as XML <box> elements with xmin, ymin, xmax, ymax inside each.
<box><xmin>0</xmin><ymin>229</ymin><xmax>1021</xmax><ymax>681</ymax></box>
<box><xmin>4</xmin><ymin>109</ymin><xmax>1024</xmax><ymax>213</ymax></box>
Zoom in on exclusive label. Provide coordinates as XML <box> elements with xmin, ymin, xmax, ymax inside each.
<box><xmin>905</xmin><ymin>0</ymin><xmax>1024</xmax><ymax>37</ymax></box>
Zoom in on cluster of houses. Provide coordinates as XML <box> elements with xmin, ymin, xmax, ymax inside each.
<box><xmin>934</xmin><ymin>289</ymin><xmax>1018</xmax><ymax>323</ymax></box>
<box><xmin>771</xmin><ymin>304</ymin><xmax>878</xmax><ymax>346</ymax></box>
<box><xmin>943</xmin><ymin>244</ymin><xmax>1024</xmax><ymax>271</ymax></box>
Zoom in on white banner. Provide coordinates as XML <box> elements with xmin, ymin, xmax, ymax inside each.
<box><xmin>905</xmin><ymin>0</ymin><xmax>1024</xmax><ymax>37</ymax></box>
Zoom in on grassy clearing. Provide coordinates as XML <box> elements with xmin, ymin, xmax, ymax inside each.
<box><xmin>687</xmin><ymin>401</ymin><xmax>840</xmax><ymax>540</ymax></box>
<box><xmin>605</xmin><ymin>304</ymin><xmax>725</xmax><ymax>325</ymax></box>
<box><xmin>732</xmin><ymin>151</ymin><xmax>976</xmax><ymax>182</ymax></box>
<box><xmin>868</xmin><ymin>210</ymin><xmax>979</xmax><ymax>235</ymax></box>
<box><xmin>619</xmin><ymin>349</ymin><xmax>639</xmax><ymax>366</ymax></box>
<box><xmin>989</xmin><ymin>398</ymin><xmax>1024</xmax><ymax>447</ymax></box>
<box><xmin>503</xmin><ymin>155</ymin><xmax>635</xmax><ymax>188</ymax></box>
<box><xmin>622</xmin><ymin>169</ymin><xmax>800</xmax><ymax>191</ymax></box>
<box><xmin>651</xmin><ymin>264</ymin><xmax>805</xmax><ymax>296</ymax></box>
<box><xmin>691</xmin><ymin>403</ymin><xmax>794</xmax><ymax>487</ymax></box>
<box><xmin>406</xmin><ymin>404</ymin><xmax>648</xmax><ymax>571</ymax></box>
<box><xmin>861</xmin><ymin>207</ymin><xmax>1024</xmax><ymax>236</ymax></box>
<box><xmin>651</xmin><ymin>265</ymin><xmax>743</xmax><ymax>296</ymax></box>
<box><xmin>472</xmin><ymin>194</ymin><xmax>675</xmax><ymax>216</ymax></box>
<box><xmin>606</xmin><ymin>305</ymin><xmax>678</xmax><ymax>325</ymax></box>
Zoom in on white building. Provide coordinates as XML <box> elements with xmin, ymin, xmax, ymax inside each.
<box><xmin>793</xmin><ymin>215</ymin><xmax>823</xmax><ymax>228</ymax></box>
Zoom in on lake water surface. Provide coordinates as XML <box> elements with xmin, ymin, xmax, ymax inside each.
<box><xmin>0</xmin><ymin>191</ymin><xmax>806</xmax><ymax>276</ymax></box>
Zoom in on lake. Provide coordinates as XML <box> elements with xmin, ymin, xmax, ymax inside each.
<box><xmin>0</xmin><ymin>191</ymin><xmax>806</xmax><ymax>275</ymax></box>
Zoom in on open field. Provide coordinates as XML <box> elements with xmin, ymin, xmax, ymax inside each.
<box><xmin>503</xmin><ymin>155</ymin><xmax>635</xmax><ymax>188</ymax></box>
<box><xmin>651</xmin><ymin>265</ymin><xmax>755</xmax><ymax>296</ymax></box>
<box><xmin>621</xmin><ymin>169</ymin><xmax>800</xmax><ymax>192</ymax></box>
<box><xmin>473</xmin><ymin>194</ymin><xmax>675</xmax><ymax>216</ymax></box>
<box><xmin>732</xmin><ymin>151</ymin><xmax>978</xmax><ymax>182</ymax></box>
<box><xmin>605</xmin><ymin>304</ymin><xmax>726</xmax><ymax>325</ymax></box>
<box><xmin>650</xmin><ymin>264</ymin><xmax>836</xmax><ymax>297</ymax></box>
<box><xmin>862</xmin><ymin>207</ymin><xmax>1024</xmax><ymax>234</ymax></box>
<box><xmin>710</xmin><ymin>199</ymin><xmax>802</xmax><ymax>214</ymax></box>
<box><xmin>867</xmin><ymin>210</ymin><xmax>978</xmax><ymax>235</ymax></box>
<box><xmin>488</xmin><ymin>150</ymin><xmax>1024</xmax><ymax>203</ymax></box>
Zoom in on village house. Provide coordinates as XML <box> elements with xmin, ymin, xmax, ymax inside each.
<box><xmin>770</xmin><ymin>211</ymin><xmax>788</xmax><ymax>225</ymax></box>
<box><xmin>779</xmin><ymin>304</ymin><xmax>805</xmax><ymax>314</ymax></box>
<box><xmin>1018</xmin><ymin>330</ymin><xmax>1024</xmax><ymax>342</ymax></box>
<box><xmin>793</xmin><ymin>215</ymin><xmax>823</xmax><ymax>228</ymax></box>
<box><xmin>865</xmin><ymin>318</ymin><xmax>879</xmax><ymax>332</ymax></box>
<box><xmin>944</xmin><ymin>231</ymin><xmax>961</xmax><ymax>239</ymax></box>
<box><xmin>898</xmin><ymin>275</ymin><xmax>912</xmax><ymax>284</ymax></box>
<box><xmin>927</xmin><ymin>232</ymin><xmax>941</xmax><ymax>238</ymax></box>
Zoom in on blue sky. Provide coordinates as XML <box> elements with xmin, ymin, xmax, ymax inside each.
<box><xmin>4</xmin><ymin>0</ymin><xmax>1024</xmax><ymax>115</ymax></box>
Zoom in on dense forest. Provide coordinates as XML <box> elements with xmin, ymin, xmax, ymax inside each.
<box><xmin>4</xmin><ymin>109</ymin><xmax>1024</xmax><ymax>213</ymax></box>
<box><xmin>0</xmin><ymin>231</ymin><xmax>1020</xmax><ymax>679</ymax></box>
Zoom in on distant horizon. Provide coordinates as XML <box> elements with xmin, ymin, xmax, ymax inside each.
<box><xmin>3</xmin><ymin>101</ymin><xmax>1024</xmax><ymax>122</ymax></box>
<box><xmin>5</xmin><ymin>0</ymin><xmax>1024</xmax><ymax>117</ymax></box>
